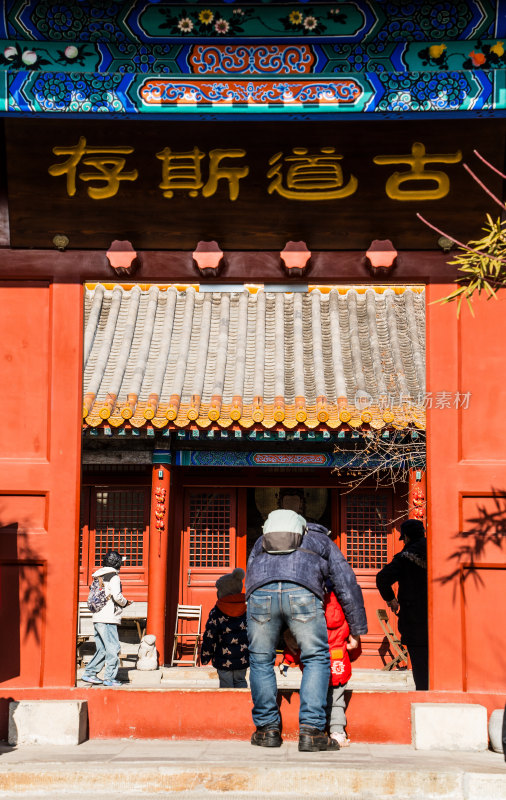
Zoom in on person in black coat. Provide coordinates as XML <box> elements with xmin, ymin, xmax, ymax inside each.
<box><xmin>376</xmin><ymin>519</ymin><xmax>428</xmax><ymax>690</ymax></box>
<box><xmin>201</xmin><ymin>568</ymin><xmax>249</xmax><ymax>688</ymax></box>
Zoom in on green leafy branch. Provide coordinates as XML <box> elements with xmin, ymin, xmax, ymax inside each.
<box><xmin>417</xmin><ymin>150</ymin><xmax>506</xmax><ymax>316</ymax></box>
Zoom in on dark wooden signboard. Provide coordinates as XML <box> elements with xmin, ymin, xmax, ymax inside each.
<box><xmin>4</xmin><ymin>118</ymin><xmax>505</xmax><ymax>250</ymax></box>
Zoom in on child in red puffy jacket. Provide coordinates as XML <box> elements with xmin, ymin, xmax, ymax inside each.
<box><xmin>324</xmin><ymin>589</ymin><xmax>361</xmax><ymax>746</ymax></box>
<box><xmin>281</xmin><ymin>589</ymin><xmax>361</xmax><ymax>747</ymax></box>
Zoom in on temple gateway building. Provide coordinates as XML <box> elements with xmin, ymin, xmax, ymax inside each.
<box><xmin>0</xmin><ymin>0</ymin><xmax>504</xmax><ymax>742</ymax></box>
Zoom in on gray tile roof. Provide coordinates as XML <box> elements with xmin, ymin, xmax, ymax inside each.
<box><xmin>83</xmin><ymin>284</ymin><xmax>425</xmax><ymax>430</ymax></box>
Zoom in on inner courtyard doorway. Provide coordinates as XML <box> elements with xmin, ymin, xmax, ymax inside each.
<box><xmin>177</xmin><ymin>483</ymin><xmax>402</xmax><ymax>669</ymax></box>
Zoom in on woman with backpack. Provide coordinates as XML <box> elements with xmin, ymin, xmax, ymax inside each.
<box><xmin>81</xmin><ymin>550</ymin><xmax>131</xmax><ymax>687</ymax></box>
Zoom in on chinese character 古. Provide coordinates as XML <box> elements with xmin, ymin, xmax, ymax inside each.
<box><xmin>373</xmin><ymin>142</ymin><xmax>462</xmax><ymax>201</ymax></box>
<box><xmin>48</xmin><ymin>137</ymin><xmax>138</xmax><ymax>199</ymax></box>
<box><xmin>267</xmin><ymin>147</ymin><xmax>358</xmax><ymax>201</ymax></box>
<box><xmin>156</xmin><ymin>147</ymin><xmax>249</xmax><ymax>200</ymax></box>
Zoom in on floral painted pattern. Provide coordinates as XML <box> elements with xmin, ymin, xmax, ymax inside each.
<box><xmin>158</xmin><ymin>7</ymin><xmax>253</xmax><ymax>37</ymax></box>
<box><xmin>278</xmin><ymin>7</ymin><xmax>347</xmax><ymax>36</ymax></box>
<box><xmin>418</xmin><ymin>39</ymin><xmax>506</xmax><ymax>70</ymax></box>
<box><xmin>6</xmin><ymin>0</ymin><xmax>498</xmax><ymax>44</ymax></box>
<box><xmin>463</xmin><ymin>40</ymin><xmax>506</xmax><ymax>69</ymax></box>
<box><xmin>0</xmin><ymin>43</ymin><xmax>51</xmax><ymax>70</ymax></box>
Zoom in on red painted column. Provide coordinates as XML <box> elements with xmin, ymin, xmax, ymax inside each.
<box><xmin>408</xmin><ymin>468</ymin><xmax>426</xmax><ymax>525</ymax></box>
<box><xmin>146</xmin><ymin>462</ymin><xmax>171</xmax><ymax>666</ymax></box>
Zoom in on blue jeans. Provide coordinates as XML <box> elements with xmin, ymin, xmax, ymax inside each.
<box><xmin>247</xmin><ymin>582</ymin><xmax>330</xmax><ymax>730</ymax></box>
<box><xmin>83</xmin><ymin>623</ymin><xmax>120</xmax><ymax>682</ymax></box>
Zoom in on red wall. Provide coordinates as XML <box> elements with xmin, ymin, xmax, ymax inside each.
<box><xmin>0</xmin><ymin>687</ymin><xmax>502</xmax><ymax>742</ymax></box>
<box><xmin>426</xmin><ymin>286</ymin><xmax>506</xmax><ymax>691</ymax></box>
<box><xmin>0</xmin><ymin>281</ymin><xmax>83</xmax><ymax>686</ymax></box>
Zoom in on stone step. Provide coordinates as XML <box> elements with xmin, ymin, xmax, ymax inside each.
<box><xmin>156</xmin><ymin>666</ymin><xmax>416</xmax><ymax>692</ymax></box>
<box><xmin>0</xmin><ymin>741</ymin><xmax>503</xmax><ymax>799</ymax></box>
<box><xmin>76</xmin><ymin>664</ymin><xmax>415</xmax><ymax>692</ymax></box>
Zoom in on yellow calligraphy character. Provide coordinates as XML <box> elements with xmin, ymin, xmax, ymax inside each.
<box><xmin>267</xmin><ymin>147</ymin><xmax>358</xmax><ymax>201</ymax></box>
<box><xmin>49</xmin><ymin>137</ymin><xmax>138</xmax><ymax>199</ymax></box>
<box><xmin>373</xmin><ymin>142</ymin><xmax>462</xmax><ymax>201</ymax></box>
<box><xmin>156</xmin><ymin>146</ymin><xmax>205</xmax><ymax>198</ymax></box>
<box><xmin>202</xmin><ymin>149</ymin><xmax>249</xmax><ymax>201</ymax></box>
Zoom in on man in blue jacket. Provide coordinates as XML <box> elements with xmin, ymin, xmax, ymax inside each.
<box><xmin>245</xmin><ymin>504</ymin><xmax>367</xmax><ymax>752</ymax></box>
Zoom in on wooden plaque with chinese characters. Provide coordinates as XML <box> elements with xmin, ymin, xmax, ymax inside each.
<box><xmin>4</xmin><ymin>119</ymin><xmax>505</xmax><ymax>250</ymax></box>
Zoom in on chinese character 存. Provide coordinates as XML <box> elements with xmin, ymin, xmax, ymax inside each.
<box><xmin>373</xmin><ymin>142</ymin><xmax>462</xmax><ymax>201</ymax></box>
<box><xmin>267</xmin><ymin>147</ymin><xmax>358</xmax><ymax>201</ymax></box>
<box><xmin>48</xmin><ymin>137</ymin><xmax>138</xmax><ymax>199</ymax></box>
<box><xmin>156</xmin><ymin>147</ymin><xmax>249</xmax><ymax>201</ymax></box>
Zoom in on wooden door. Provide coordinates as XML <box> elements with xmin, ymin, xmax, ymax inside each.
<box><xmin>340</xmin><ymin>490</ymin><xmax>398</xmax><ymax>669</ymax></box>
<box><xmin>181</xmin><ymin>490</ymin><xmax>238</xmax><ymax>633</ymax></box>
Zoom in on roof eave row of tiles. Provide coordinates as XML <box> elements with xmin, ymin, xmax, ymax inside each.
<box><xmin>84</xmin><ymin>401</ymin><xmax>426</xmax><ymax>431</ymax></box>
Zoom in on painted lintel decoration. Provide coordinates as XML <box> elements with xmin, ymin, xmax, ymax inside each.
<box><xmin>0</xmin><ymin>1</ymin><xmax>503</xmax><ymax>117</ymax></box>
<box><xmin>138</xmin><ymin>78</ymin><xmax>363</xmax><ymax>107</ymax></box>
<box><xmin>173</xmin><ymin>450</ymin><xmax>417</xmax><ymax>468</ymax></box>
<box><xmin>1</xmin><ymin>2</ymin><xmax>500</xmax><ymax>45</ymax></box>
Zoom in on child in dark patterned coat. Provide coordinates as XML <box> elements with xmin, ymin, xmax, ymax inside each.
<box><xmin>200</xmin><ymin>567</ymin><xmax>249</xmax><ymax>688</ymax></box>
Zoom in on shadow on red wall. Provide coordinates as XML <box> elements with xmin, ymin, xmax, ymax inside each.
<box><xmin>0</xmin><ymin>513</ymin><xmax>46</xmax><ymax>686</ymax></box>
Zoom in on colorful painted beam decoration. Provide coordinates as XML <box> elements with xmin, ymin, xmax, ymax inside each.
<box><xmin>173</xmin><ymin>449</ymin><xmax>425</xmax><ymax>468</ymax></box>
<box><xmin>0</xmin><ymin>1</ymin><xmax>504</xmax><ymax>116</ymax></box>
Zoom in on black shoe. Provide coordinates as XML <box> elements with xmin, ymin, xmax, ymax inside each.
<box><xmin>251</xmin><ymin>726</ymin><xmax>282</xmax><ymax>748</ymax></box>
<box><xmin>298</xmin><ymin>725</ymin><xmax>340</xmax><ymax>752</ymax></box>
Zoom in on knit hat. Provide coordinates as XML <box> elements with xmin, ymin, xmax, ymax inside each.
<box><xmin>216</xmin><ymin>568</ymin><xmax>245</xmax><ymax>599</ymax></box>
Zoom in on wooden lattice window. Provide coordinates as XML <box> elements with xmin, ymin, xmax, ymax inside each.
<box><xmin>189</xmin><ymin>493</ymin><xmax>231</xmax><ymax>568</ymax></box>
<box><xmin>94</xmin><ymin>490</ymin><xmax>146</xmax><ymax>567</ymax></box>
<box><xmin>79</xmin><ymin>485</ymin><xmax>150</xmax><ymax>597</ymax></box>
<box><xmin>345</xmin><ymin>492</ymin><xmax>390</xmax><ymax>570</ymax></box>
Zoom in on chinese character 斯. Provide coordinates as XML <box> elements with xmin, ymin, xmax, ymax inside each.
<box><xmin>373</xmin><ymin>142</ymin><xmax>462</xmax><ymax>201</ymax></box>
<box><xmin>156</xmin><ymin>147</ymin><xmax>249</xmax><ymax>200</ymax></box>
<box><xmin>48</xmin><ymin>137</ymin><xmax>138</xmax><ymax>199</ymax></box>
<box><xmin>267</xmin><ymin>147</ymin><xmax>358</xmax><ymax>201</ymax></box>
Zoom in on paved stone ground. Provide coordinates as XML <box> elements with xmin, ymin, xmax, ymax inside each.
<box><xmin>0</xmin><ymin>740</ymin><xmax>504</xmax><ymax>799</ymax></box>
